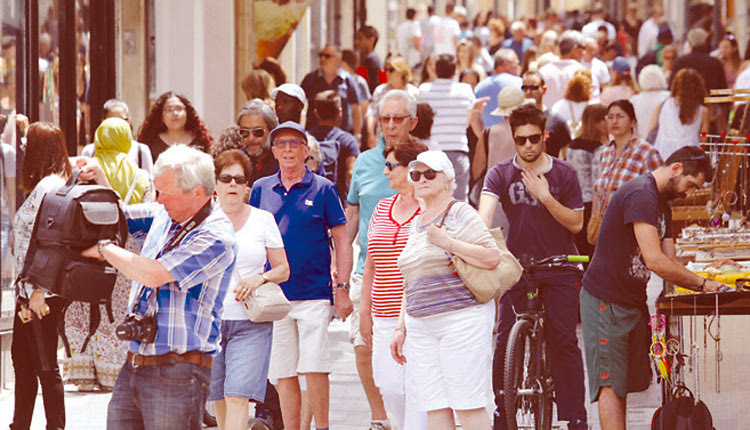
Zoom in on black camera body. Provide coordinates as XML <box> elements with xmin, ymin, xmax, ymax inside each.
<box><xmin>115</xmin><ymin>313</ymin><xmax>158</xmax><ymax>343</ymax></box>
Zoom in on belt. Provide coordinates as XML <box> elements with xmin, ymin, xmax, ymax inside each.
<box><xmin>126</xmin><ymin>351</ymin><xmax>212</xmax><ymax>369</ymax></box>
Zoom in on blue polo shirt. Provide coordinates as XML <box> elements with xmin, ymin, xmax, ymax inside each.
<box><xmin>474</xmin><ymin>72</ymin><xmax>523</xmax><ymax>128</ymax></box>
<box><xmin>347</xmin><ymin>137</ymin><xmax>397</xmax><ymax>274</ymax></box>
<box><xmin>250</xmin><ymin>168</ymin><xmax>347</xmax><ymax>301</ymax></box>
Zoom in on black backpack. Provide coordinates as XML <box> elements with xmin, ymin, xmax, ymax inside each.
<box><xmin>18</xmin><ymin>170</ymin><xmax>128</xmax><ymax>355</ymax></box>
<box><xmin>652</xmin><ymin>385</ymin><xmax>715</xmax><ymax>430</ymax></box>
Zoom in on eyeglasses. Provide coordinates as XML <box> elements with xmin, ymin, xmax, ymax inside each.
<box><xmin>409</xmin><ymin>169</ymin><xmax>438</xmax><ymax>181</ymax></box>
<box><xmin>318</xmin><ymin>52</ymin><xmax>335</xmax><ymax>59</ymax></box>
<box><xmin>379</xmin><ymin>114</ymin><xmax>411</xmax><ymax>125</ymax></box>
<box><xmin>521</xmin><ymin>84</ymin><xmax>540</xmax><ymax>91</ymax></box>
<box><xmin>217</xmin><ymin>174</ymin><xmax>247</xmax><ymax>184</ymax></box>
<box><xmin>385</xmin><ymin>67</ymin><xmax>396</xmax><ymax>73</ymax></box>
<box><xmin>605</xmin><ymin>113</ymin><xmax>627</xmax><ymax>121</ymax></box>
<box><xmin>274</xmin><ymin>138</ymin><xmax>306</xmax><ymax>149</ymax></box>
<box><xmin>513</xmin><ymin>133</ymin><xmax>543</xmax><ymax>145</ymax></box>
<box><xmin>164</xmin><ymin>106</ymin><xmax>186</xmax><ymax>114</ymax></box>
<box><xmin>385</xmin><ymin>161</ymin><xmax>402</xmax><ymax>171</ymax></box>
<box><xmin>239</xmin><ymin>127</ymin><xmax>266</xmax><ymax>139</ymax></box>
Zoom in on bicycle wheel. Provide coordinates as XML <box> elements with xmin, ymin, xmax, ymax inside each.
<box><xmin>503</xmin><ymin>319</ymin><xmax>552</xmax><ymax>430</ymax></box>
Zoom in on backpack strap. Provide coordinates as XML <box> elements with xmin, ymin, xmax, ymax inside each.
<box><xmin>104</xmin><ymin>297</ymin><xmax>114</xmax><ymax>323</ymax></box>
<box><xmin>31</xmin><ymin>313</ymin><xmax>52</xmax><ymax>372</ymax></box>
<box><xmin>79</xmin><ymin>303</ymin><xmax>101</xmax><ymax>354</ymax></box>
<box><xmin>57</xmin><ymin>299</ymin><xmax>74</xmax><ymax>358</ymax></box>
<box><xmin>122</xmin><ymin>169</ymin><xmax>141</xmax><ymax>204</ymax></box>
<box><xmin>56</xmin><ymin>170</ymin><xmax>81</xmax><ymax>196</ymax></box>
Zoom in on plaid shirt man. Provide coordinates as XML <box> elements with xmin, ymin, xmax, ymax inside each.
<box><xmin>594</xmin><ymin>137</ymin><xmax>663</xmax><ymax>206</ymax></box>
<box><xmin>124</xmin><ymin>200</ymin><xmax>237</xmax><ymax>356</ymax></box>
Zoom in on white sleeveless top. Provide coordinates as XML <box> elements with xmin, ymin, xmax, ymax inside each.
<box><xmin>653</xmin><ymin>97</ymin><xmax>702</xmax><ymax>160</ymax></box>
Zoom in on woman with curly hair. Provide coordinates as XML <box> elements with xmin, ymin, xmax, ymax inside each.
<box><xmin>650</xmin><ymin>68</ymin><xmax>711</xmax><ymax>160</ymax></box>
<box><xmin>549</xmin><ymin>68</ymin><xmax>597</xmax><ymax>154</ymax></box>
<box><xmin>137</xmin><ymin>91</ymin><xmax>213</xmax><ymax>161</ymax></box>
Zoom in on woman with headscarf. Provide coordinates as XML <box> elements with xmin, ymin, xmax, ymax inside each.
<box><xmin>63</xmin><ymin>117</ymin><xmax>152</xmax><ymax>392</ymax></box>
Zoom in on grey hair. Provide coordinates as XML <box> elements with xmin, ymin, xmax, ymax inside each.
<box><xmin>103</xmin><ymin>98</ymin><xmax>130</xmax><ymax>117</ymax></box>
<box><xmin>379</xmin><ymin>89</ymin><xmax>417</xmax><ymax>117</ymax></box>
<box><xmin>558</xmin><ymin>30</ymin><xmax>585</xmax><ymax>55</ymax></box>
<box><xmin>510</xmin><ymin>21</ymin><xmax>526</xmax><ymax>32</ymax></box>
<box><xmin>154</xmin><ymin>144</ymin><xmax>216</xmax><ymax>196</ymax></box>
<box><xmin>493</xmin><ymin>48</ymin><xmax>518</xmax><ymax>69</ymax></box>
<box><xmin>638</xmin><ymin>64</ymin><xmax>668</xmax><ymax>91</ymax></box>
<box><xmin>236</xmin><ymin>98</ymin><xmax>278</xmax><ymax>131</ymax></box>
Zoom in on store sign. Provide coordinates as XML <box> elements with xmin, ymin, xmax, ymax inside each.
<box><xmin>255</xmin><ymin>0</ymin><xmax>312</xmax><ymax>59</ymax></box>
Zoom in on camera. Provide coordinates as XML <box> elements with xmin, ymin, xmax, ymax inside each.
<box><xmin>115</xmin><ymin>313</ymin><xmax>157</xmax><ymax>343</ymax></box>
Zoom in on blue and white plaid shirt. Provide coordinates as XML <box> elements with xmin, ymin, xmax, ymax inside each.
<box><xmin>123</xmin><ymin>200</ymin><xmax>236</xmax><ymax>356</ymax></box>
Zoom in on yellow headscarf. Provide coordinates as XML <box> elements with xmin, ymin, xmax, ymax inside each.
<box><xmin>94</xmin><ymin>117</ymin><xmax>148</xmax><ymax>204</ymax></box>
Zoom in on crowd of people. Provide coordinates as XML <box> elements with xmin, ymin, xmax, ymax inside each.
<box><xmin>4</xmin><ymin>1</ymin><xmax>749</xmax><ymax>430</ymax></box>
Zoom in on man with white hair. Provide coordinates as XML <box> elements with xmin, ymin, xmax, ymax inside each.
<box><xmin>82</xmin><ymin>144</ymin><xmax>237</xmax><ymax>429</ymax></box>
<box><xmin>501</xmin><ymin>21</ymin><xmax>534</xmax><ymax>62</ymax></box>
<box><xmin>539</xmin><ymin>30</ymin><xmax>601</xmax><ymax>108</ymax></box>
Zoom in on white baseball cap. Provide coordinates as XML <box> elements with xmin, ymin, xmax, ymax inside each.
<box><xmin>408</xmin><ymin>150</ymin><xmax>455</xmax><ymax>180</ymax></box>
<box><xmin>270</xmin><ymin>83</ymin><xmax>307</xmax><ymax>105</ymax></box>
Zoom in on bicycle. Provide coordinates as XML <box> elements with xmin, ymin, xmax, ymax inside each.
<box><xmin>502</xmin><ymin>254</ymin><xmax>589</xmax><ymax>430</ymax></box>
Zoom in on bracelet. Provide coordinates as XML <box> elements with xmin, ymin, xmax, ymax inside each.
<box><xmin>336</xmin><ymin>282</ymin><xmax>350</xmax><ymax>292</ymax></box>
<box><xmin>260</xmin><ymin>272</ymin><xmax>270</xmax><ymax>283</ymax></box>
<box><xmin>395</xmin><ymin>326</ymin><xmax>406</xmax><ymax>334</ymax></box>
<box><xmin>97</xmin><ymin>239</ymin><xmax>115</xmax><ymax>260</ymax></box>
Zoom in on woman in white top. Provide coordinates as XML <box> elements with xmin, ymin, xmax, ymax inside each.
<box><xmin>208</xmin><ymin>149</ymin><xmax>290</xmax><ymax>430</ymax></box>
<box><xmin>630</xmin><ymin>65</ymin><xmax>670</xmax><ymax>139</ymax></box>
<box><xmin>550</xmin><ymin>68</ymin><xmax>597</xmax><ymax>150</ymax></box>
<box><xmin>650</xmin><ymin>68</ymin><xmax>711</xmax><ymax>160</ymax></box>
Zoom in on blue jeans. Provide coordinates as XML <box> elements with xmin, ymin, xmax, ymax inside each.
<box><xmin>107</xmin><ymin>360</ymin><xmax>211</xmax><ymax>430</ymax></box>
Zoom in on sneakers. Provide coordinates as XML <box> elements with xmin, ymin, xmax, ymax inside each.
<box><xmin>568</xmin><ymin>419</ymin><xmax>589</xmax><ymax>430</ymax></box>
<box><xmin>369</xmin><ymin>422</ymin><xmax>391</xmax><ymax>430</ymax></box>
<box><xmin>249</xmin><ymin>409</ymin><xmax>273</xmax><ymax>430</ymax></box>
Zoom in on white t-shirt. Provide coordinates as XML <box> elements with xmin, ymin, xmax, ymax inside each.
<box><xmin>432</xmin><ymin>16</ymin><xmax>460</xmax><ymax>56</ymax></box>
<box><xmin>222</xmin><ymin>207</ymin><xmax>284</xmax><ymax>320</ymax></box>
<box><xmin>1</xmin><ymin>143</ymin><xmax>16</xmax><ymax>217</ymax></box>
<box><xmin>396</xmin><ymin>19</ymin><xmax>422</xmax><ymax>68</ymax></box>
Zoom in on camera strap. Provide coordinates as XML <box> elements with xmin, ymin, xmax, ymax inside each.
<box><xmin>131</xmin><ymin>198</ymin><xmax>213</xmax><ymax>316</ymax></box>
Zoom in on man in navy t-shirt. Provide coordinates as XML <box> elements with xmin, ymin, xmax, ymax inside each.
<box><xmin>478</xmin><ymin>104</ymin><xmax>588</xmax><ymax>430</ymax></box>
<box><xmin>580</xmin><ymin>146</ymin><xmax>725</xmax><ymax>429</ymax></box>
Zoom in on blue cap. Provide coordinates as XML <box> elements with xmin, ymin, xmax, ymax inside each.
<box><xmin>612</xmin><ymin>57</ymin><xmax>631</xmax><ymax>74</ymax></box>
<box><xmin>269</xmin><ymin>121</ymin><xmax>308</xmax><ymax>143</ymax></box>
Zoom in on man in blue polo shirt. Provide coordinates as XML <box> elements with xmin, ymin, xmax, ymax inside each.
<box><xmin>250</xmin><ymin>121</ymin><xmax>352</xmax><ymax>430</ymax></box>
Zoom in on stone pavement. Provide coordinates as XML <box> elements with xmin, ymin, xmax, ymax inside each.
<box><xmin>0</xmin><ymin>277</ymin><xmax>666</xmax><ymax>429</ymax></box>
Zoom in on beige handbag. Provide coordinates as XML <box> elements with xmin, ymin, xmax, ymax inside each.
<box><xmin>242</xmin><ymin>281</ymin><xmax>292</xmax><ymax>322</ymax></box>
<box><xmin>439</xmin><ymin>201</ymin><xmax>523</xmax><ymax>303</ymax></box>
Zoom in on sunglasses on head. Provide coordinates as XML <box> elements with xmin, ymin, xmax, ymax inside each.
<box><xmin>239</xmin><ymin>127</ymin><xmax>266</xmax><ymax>139</ymax></box>
<box><xmin>409</xmin><ymin>169</ymin><xmax>438</xmax><ymax>181</ymax></box>
<box><xmin>385</xmin><ymin>161</ymin><xmax>402</xmax><ymax>171</ymax></box>
<box><xmin>217</xmin><ymin>174</ymin><xmax>247</xmax><ymax>184</ymax></box>
<box><xmin>513</xmin><ymin>133</ymin><xmax>543</xmax><ymax>146</ymax></box>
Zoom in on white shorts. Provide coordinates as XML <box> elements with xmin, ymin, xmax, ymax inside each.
<box><xmin>348</xmin><ymin>273</ymin><xmax>366</xmax><ymax>347</ymax></box>
<box><xmin>268</xmin><ymin>299</ymin><xmax>332</xmax><ymax>379</ymax></box>
<box><xmin>405</xmin><ymin>301</ymin><xmax>495</xmax><ymax>411</ymax></box>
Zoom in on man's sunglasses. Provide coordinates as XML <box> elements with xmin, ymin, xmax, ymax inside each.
<box><xmin>409</xmin><ymin>169</ymin><xmax>438</xmax><ymax>181</ymax></box>
<box><xmin>318</xmin><ymin>52</ymin><xmax>335</xmax><ymax>59</ymax></box>
<box><xmin>513</xmin><ymin>133</ymin><xmax>543</xmax><ymax>146</ymax></box>
<box><xmin>239</xmin><ymin>127</ymin><xmax>266</xmax><ymax>139</ymax></box>
<box><xmin>217</xmin><ymin>174</ymin><xmax>248</xmax><ymax>184</ymax></box>
<box><xmin>521</xmin><ymin>84</ymin><xmax>540</xmax><ymax>91</ymax></box>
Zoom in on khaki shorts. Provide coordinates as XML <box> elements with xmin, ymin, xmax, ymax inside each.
<box><xmin>580</xmin><ymin>288</ymin><xmax>652</xmax><ymax>402</ymax></box>
<box><xmin>348</xmin><ymin>272</ymin><xmax>366</xmax><ymax>347</ymax></box>
<box><xmin>268</xmin><ymin>299</ymin><xmax>332</xmax><ymax>379</ymax></box>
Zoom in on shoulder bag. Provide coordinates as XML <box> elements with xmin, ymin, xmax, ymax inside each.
<box><xmin>438</xmin><ymin>201</ymin><xmax>523</xmax><ymax>302</ymax></box>
<box><xmin>240</xmin><ymin>268</ymin><xmax>292</xmax><ymax>322</ymax></box>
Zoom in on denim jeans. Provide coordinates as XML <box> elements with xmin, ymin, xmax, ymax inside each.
<box><xmin>107</xmin><ymin>360</ymin><xmax>211</xmax><ymax>430</ymax></box>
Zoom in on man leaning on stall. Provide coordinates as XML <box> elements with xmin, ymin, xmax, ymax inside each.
<box><xmin>81</xmin><ymin>144</ymin><xmax>237</xmax><ymax>430</ymax></box>
<box><xmin>580</xmin><ymin>146</ymin><xmax>728</xmax><ymax>430</ymax></box>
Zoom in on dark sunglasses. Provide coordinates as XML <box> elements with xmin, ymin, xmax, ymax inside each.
<box><xmin>513</xmin><ymin>133</ymin><xmax>543</xmax><ymax>146</ymax></box>
<box><xmin>217</xmin><ymin>174</ymin><xmax>248</xmax><ymax>184</ymax></box>
<box><xmin>521</xmin><ymin>84</ymin><xmax>540</xmax><ymax>91</ymax></box>
<box><xmin>318</xmin><ymin>52</ymin><xmax>335</xmax><ymax>59</ymax></box>
<box><xmin>409</xmin><ymin>169</ymin><xmax>438</xmax><ymax>181</ymax></box>
<box><xmin>239</xmin><ymin>127</ymin><xmax>266</xmax><ymax>138</ymax></box>
<box><xmin>385</xmin><ymin>161</ymin><xmax>402</xmax><ymax>171</ymax></box>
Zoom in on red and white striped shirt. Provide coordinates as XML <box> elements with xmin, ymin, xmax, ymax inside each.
<box><xmin>366</xmin><ymin>195</ymin><xmax>420</xmax><ymax>318</ymax></box>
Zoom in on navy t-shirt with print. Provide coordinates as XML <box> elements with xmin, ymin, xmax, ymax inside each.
<box><xmin>582</xmin><ymin>173</ymin><xmax>673</xmax><ymax>311</ymax></box>
<box><xmin>482</xmin><ymin>154</ymin><xmax>584</xmax><ymax>260</ymax></box>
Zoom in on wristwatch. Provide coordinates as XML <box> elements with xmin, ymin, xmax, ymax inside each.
<box><xmin>335</xmin><ymin>282</ymin><xmax>350</xmax><ymax>292</ymax></box>
<box><xmin>97</xmin><ymin>239</ymin><xmax>116</xmax><ymax>260</ymax></box>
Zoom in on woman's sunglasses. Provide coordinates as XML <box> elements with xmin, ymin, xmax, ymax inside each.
<box><xmin>409</xmin><ymin>169</ymin><xmax>438</xmax><ymax>181</ymax></box>
<box><xmin>217</xmin><ymin>174</ymin><xmax>248</xmax><ymax>184</ymax></box>
<box><xmin>239</xmin><ymin>127</ymin><xmax>266</xmax><ymax>139</ymax></box>
<box><xmin>385</xmin><ymin>161</ymin><xmax>402</xmax><ymax>171</ymax></box>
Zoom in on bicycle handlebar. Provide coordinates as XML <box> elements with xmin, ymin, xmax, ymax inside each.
<box><xmin>520</xmin><ymin>254</ymin><xmax>590</xmax><ymax>270</ymax></box>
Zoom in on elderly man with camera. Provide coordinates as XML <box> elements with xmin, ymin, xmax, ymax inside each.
<box><xmin>81</xmin><ymin>144</ymin><xmax>237</xmax><ymax>429</ymax></box>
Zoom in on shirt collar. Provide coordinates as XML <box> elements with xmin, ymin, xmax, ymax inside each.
<box><xmin>512</xmin><ymin>153</ymin><xmax>553</xmax><ymax>174</ymax></box>
<box><xmin>271</xmin><ymin>166</ymin><xmax>314</xmax><ymax>189</ymax></box>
